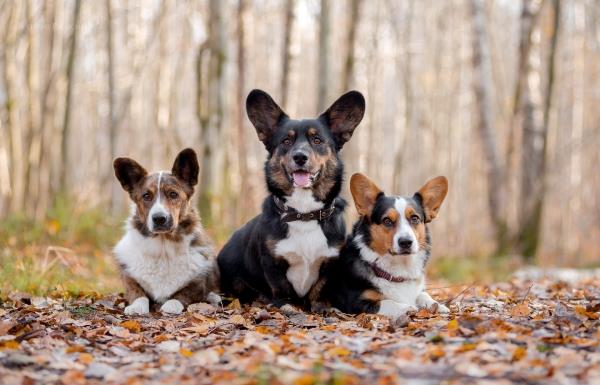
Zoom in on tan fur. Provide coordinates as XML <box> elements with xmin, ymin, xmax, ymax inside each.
<box><xmin>369</xmin><ymin>208</ymin><xmax>399</xmax><ymax>255</ymax></box>
<box><xmin>350</xmin><ymin>173</ymin><xmax>382</xmax><ymax>216</ymax></box>
<box><xmin>361</xmin><ymin>289</ymin><xmax>384</xmax><ymax>302</ymax></box>
<box><xmin>417</xmin><ymin>176</ymin><xmax>448</xmax><ymax>222</ymax></box>
<box><xmin>121</xmin><ymin>272</ymin><xmax>146</xmax><ymax>304</ymax></box>
<box><xmin>405</xmin><ymin>206</ymin><xmax>428</xmax><ymax>249</ymax></box>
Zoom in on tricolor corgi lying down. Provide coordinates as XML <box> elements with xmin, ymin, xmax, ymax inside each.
<box><xmin>317</xmin><ymin>173</ymin><xmax>449</xmax><ymax>318</ymax></box>
<box><xmin>113</xmin><ymin>148</ymin><xmax>220</xmax><ymax>315</ymax></box>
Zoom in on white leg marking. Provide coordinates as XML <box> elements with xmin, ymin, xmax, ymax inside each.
<box><xmin>160</xmin><ymin>299</ymin><xmax>184</xmax><ymax>314</ymax></box>
<box><xmin>124</xmin><ymin>297</ymin><xmax>150</xmax><ymax>315</ymax></box>
<box><xmin>378</xmin><ymin>299</ymin><xmax>417</xmax><ymax>318</ymax></box>
<box><xmin>206</xmin><ymin>292</ymin><xmax>222</xmax><ymax>306</ymax></box>
<box><xmin>416</xmin><ymin>291</ymin><xmax>450</xmax><ymax>313</ymax></box>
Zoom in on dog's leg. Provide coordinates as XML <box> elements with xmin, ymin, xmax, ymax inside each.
<box><xmin>125</xmin><ymin>297</ymin><xmax>150</xmax><ymax>315</ymax></box>
<box><xmin>160</xmin><ymin>299</ymin><xmax>184</xmax><ymax>314</ymax></box>
<box><xmin>261</xmin><ymin>254</ymin><xmax>299</xmax><ymax>307</ymax></box>
<box><xmin>416</xmin><ymin>291</ymin><xmax>449</xmax><ymax>313</ymax></box>
<box><xmin>377</xmin><ymin>299</ymin><xmax>417</xmax><ymax>318</ymax></box>
<box><xmin>122</xmin><ymin>273</ymin><xmax>150</xmax><ymax>315</ymax></box>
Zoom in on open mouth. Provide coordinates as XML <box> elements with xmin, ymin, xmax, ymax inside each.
<box><xmin>289</xmin><ymin>169</ymin><xmax>320</xmax><ymax>188</ymax></box>
<box><xmin>388</xmin><ymin>249</ymin><xmax>413</xmax><ymax>256</ymax></box>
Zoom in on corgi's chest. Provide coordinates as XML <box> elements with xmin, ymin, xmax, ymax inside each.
<box><xmin>114</xmin><ymin>229</ymin><xmax>211</xmax><ymax>303</ymax></box>
<box><xmin>374</xmin><ymin>278</ymin><xmax>425</xmax><ymax>306</ymax></box>
<box><xmin>274</xmin><ymin>220</ymin><xmax>339</xmax><ymax>297</ymax></box>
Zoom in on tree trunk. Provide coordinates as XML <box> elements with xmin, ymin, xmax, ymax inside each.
<box><xmin>236</xmin><ymin>0</ymin><xmax>250</xmax><ymax>222</ymax></box>
<box><xmin>316</xmin><ymin>0</ymin><xmax>330</xmax><ymax>112</ymax></box>
<box><xmin>517</xmin><ymin>0</ymin><xmax>561</xmax><ymax>260</ymax></box>
<box><xmin>197</xmin><ymin>0</ymin><xmax>226</xmax><ymax>225</ymax></box>
<box><xmin>470</xmin><ymin>0</ymin><xmax>510</xmax><ymax>255</ymax></box>
<box><xmin>59</xmin><ymin>0</ymin><xmax>82</xmax><ymax>194</ymax></box>
<box><xmin>280</xmin><ymin>0</ymin><xmax>294</xmax><ymax>109</ymax></box>
<box><xmin>2</xmin><ymin>2</ymin><xmax>24</xmax><ymax>213</ymax></box>
<box><xmin>341</xmin><ymin>0</ymin><xmax>361</xmax><ymax>92</ymax></box>
<box><xmin>105</xmin><ymin>0</ymin><xmax>120</xmax><ymax>211</ymax></box>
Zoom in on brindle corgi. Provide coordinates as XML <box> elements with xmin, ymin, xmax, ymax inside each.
<box><xmin>113</xmin><ymin>148</ymin><xmax>220</xmax><ymax>315</ymax></box>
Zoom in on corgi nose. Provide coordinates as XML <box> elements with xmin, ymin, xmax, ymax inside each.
<box><xmin>398</xmin><ymin>238</ymin><xmax>413</xmax><ymax>250</ymax></box>
<box><xmin>152</xmin><ymin>214</ymin><xmax>168</xmax><ymax>226</ymax></box>
<box><xmin>293</xmin><ymin>151</ymin><xmax>308</xmax><ymax>166</ymax></box>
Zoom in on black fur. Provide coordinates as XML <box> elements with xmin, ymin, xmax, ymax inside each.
<box><xmin>217</xmin><ymin>90</ymin><xmax>364</xmax><ymax>306</ymax></box>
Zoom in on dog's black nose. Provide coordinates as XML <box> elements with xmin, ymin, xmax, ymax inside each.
<box><xmin>152</xmin><ymin>214</ymin><xmax>168</xmax><ymax>226</ymax></box>
<box><xmin>292</xmin><ymin>151</ymin><xmax>308</xmax><ymax>166</ymax></box>
<box><xmin>398</xmin><ymin>238</ymin><xmax>413</xmax><ymax>250</ymax></box>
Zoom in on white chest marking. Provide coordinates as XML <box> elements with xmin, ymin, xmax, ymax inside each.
<box><xmin>274</xmin><ymin>189</ymin><xmax>339</xmax><ymax>297</ymax></box>
<box><xmin>114</xmin><ymin>223</ymin><xmax>213</xmax><ymax>303</ymax></box>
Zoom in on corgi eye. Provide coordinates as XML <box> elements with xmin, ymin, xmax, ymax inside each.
<box><xmin>283</xmin><ymin>138</ymin><xmax>292</xmax><ymax>146</ymax></box>
<box><xmin>313</xmin><ymin>136</ymin><xmax>322</xmax><ymax>145</ymax></box>
<box><xmin>142</xmin><ymin>192</ymin><xmax>152</xmax><ymax>201</ymax></box>
<box><xmin>168</xmin><ymin>191</ymin><xmax>179</xmax><ymax>199</ymax></box>
<box><xmin>410</xmin><ymin>215</ymin><xmax>420</xmax><ymax>225</ymax></box>
<box><xmin>383</xmin><ymin>218</ymin><xmax>394</xmax><ymax>228</ymax></box>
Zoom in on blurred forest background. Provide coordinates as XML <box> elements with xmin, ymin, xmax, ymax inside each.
<box><xmin>0</xmin><ymin>0</ymin><xmax>599</xmax><ymax>294</ymax></box>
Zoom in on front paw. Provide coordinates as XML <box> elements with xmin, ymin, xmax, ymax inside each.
<box><xmin>378</xmin><ymin>300</ymin><xmax>417</xmax><ymax>318</ymax></box>
<box><xmin>206</xmin><ymin>292</ymin><xmax>222</xmax><ymax>306</ymax></box>
<box><xmin>430</xmin><ymin>302</ymin><xmax>450</xmax><ymax>313</ymax></box>
<box><xmin>124</xmin><ymin>297</ymin><xmax>150</xmax><ymax>315</ymax></box>
<box><xmin>160</xmin><ymin>299</ymin><xmax>184</xmax><ymax>315</ymax></box>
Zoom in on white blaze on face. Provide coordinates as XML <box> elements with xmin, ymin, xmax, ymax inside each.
<box><xmin>147</xmin><ymin>171</ymin><xmax>168</xmax><ymax>232</ymax></box>
<box><xmin>392</xmin><ymin>197</ymin><xmax>419</xmax><ymax>254</ymax></box>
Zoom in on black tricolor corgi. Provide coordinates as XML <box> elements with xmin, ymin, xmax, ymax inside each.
<box><xmin>317</xmin><ymin>173</ymin><xmax>449</xmax><ymax>318</ymax></box>
<box><xmin>217</xmin><ymin>89</ymin><xmax>365</xmax><ymax>306</ymax></box>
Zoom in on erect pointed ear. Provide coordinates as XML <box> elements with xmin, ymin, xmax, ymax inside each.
<box><xmin>415</xmin><ymin>176</ymin><xmax>448</xmax><ymax>223</ymax></box>
<box><xmin>172</xmin><ymin>148</ymin><xmax>199</xmax><ymax>188</ymax></box>
<box><xmin>246</xmin><ymin>89</ymin><xmax>288</xmax><ymax>149</ymax></box>
<box><xmin>350</xmin><ymin>173</ymin><xmax>383</xmax><ymax>217</ymax></box>
<box><xmin>114</xmin><ymin>157</ymin><xmax>147</xmax><ymax>194</ymax></box>
<box><xmin>319</xmin><ymin>90</ymin><xmax>365</xmax><ymax>150</ymax></box>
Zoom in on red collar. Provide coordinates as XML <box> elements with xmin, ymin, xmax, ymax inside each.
<box><xmin>369</xmin><ymin>262</ymin><xmax>416</xmax><ymax>283</ymax></box>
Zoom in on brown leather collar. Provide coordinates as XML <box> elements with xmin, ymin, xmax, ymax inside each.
<box><xmin>273</xmin><ymin>196</ymin><xmax>336</xmax><ymax>223</ymax></box>
<box><xmin>369</xmin><ymin>262</ymin><xmax>416</xmax><ymax>283</ymax></box>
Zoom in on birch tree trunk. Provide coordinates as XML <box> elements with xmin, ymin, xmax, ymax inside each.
<box><xmin>197</xmin><ymin>0</ymin><xmax>226</xmax><ymax>224</ymax></box>
<box><xmin>470</xmin><ymin>0</ymin><xmax>510</xmax><ymax>255</ymax></box>
<box><xmin>341</xmin><ymin>0</ymin><xmax>361</xmax><ymax>92</ymax></box>
<box><xmin>316</xmin><ymin>0</ymin><xmax>330</xmax><ymax>113</ymax></box>
<box><xmin>59</xmin><ymin>0</ymin><xmax>82</xmax><ymax>194</ymax></box>
<box><xmin>517</xmin><ymin>0</ymin><xmax>561</xmax><ymax>260</ymax></box>
<box><xmin>280</xmin><ymin>0</ymin><xmax>294</xmax><ymax>109</ymax></box>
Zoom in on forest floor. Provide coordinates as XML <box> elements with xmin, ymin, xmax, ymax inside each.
<box><xmin>0</xmin><ymin>274</ymin><xmax>599</xmax><ymax>385</ymax></box>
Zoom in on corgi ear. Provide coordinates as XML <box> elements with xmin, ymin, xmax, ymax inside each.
<box><xmin>415</xmin><ymin>176</ymin><xmax>448</xmax><ymax>223</ymax></box>
<box><xmin>172</xmin><ymin>148</ymin><xmax>199</xmax><ymax>188</ymax></box>
<box><xmin>350</xmin><ymin>173</ymin><xmax>383</xmax><ymax>217</ymax></box>
<box><xmin>114</xmin><ymin>157</ymin><xmax>147</xmax><ymax>193</ymax></box>
<box><xmin>246</xmin><ymin>89</ymin><xmax>288</xmax><ymax>150</ymax></box>
<box><xmin>319</xmin><ymin>90</ymin><xmax>365</xmax><ymax>150</ymax></box>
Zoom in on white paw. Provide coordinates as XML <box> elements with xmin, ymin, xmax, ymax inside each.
<box><xmin>378</xmin><ymin>300</ymin><xmax>417</xmax><ymax>318</ymax></box>
<box><xmin>160</xmin><ymin>299</ymin><xmax>184</xmax><ymax>315</ymax></box>
<box><xmin>124</xmin><ymin>297</ymin><xmax>150</xmax><ymax>315</ymax></box>
<box><xmin>435</xmin><ymin>302</ymin><xmax>450</xmax><ymax>314</ymax></box>
<box><xmin>206</xmin><ymin>292</ymin><xmax>222</xmax><ymax>306</ymax></box>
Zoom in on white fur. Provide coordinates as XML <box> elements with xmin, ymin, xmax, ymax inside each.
<box><xmin>147</xmin><ymin>171</ymin><xmax>167</xmax><ymax>232</ymax></box>
<box><xmin>160</xmin><ymin>299</ymin><xmax>184</xmax><ymax>314</ymax></box>
<box><xmin>124</xmin><ymin>297</ymin><xmax>150</xmax><ymax>315</ymax></box>
<box><xmin>206</xmin><ymin>292</ymin><xmax>222</xmax><ymax>306</ymax></box>
<box><xmin>114</xmin><ymin>221</ymin><xmax>213</xmax><ymax>304</ymax></box>
<box><xmin>355</xmin><ymin>196</ymin><xmax>447</xmax><ymax>314</ymax></box>
<box><xmin>274</xmin><ymin>188</ymin><xmax>339</xmax><ymax>297</ymax></box>
<box><xmin>378</xmin><ymin>299</ymin><xmax>417</xmax><ymax>317</ymax></box>
<box><xmin>392</xmin><ymin>198</ymin><xmax>419</xmax><ymax>254</ymax></box>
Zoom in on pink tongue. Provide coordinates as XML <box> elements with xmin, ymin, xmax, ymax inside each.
<box><xmin>293</xmin><ymin>171</ymin><xmax>310</xmax><ymax>187</ymax></box>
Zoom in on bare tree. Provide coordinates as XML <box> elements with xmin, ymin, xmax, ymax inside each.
<box><xmin>197</xmin><ymin>0</ymin><xmax>227</xmax><ymax>224</ymax></box>
<box><xmin>236</xmin><ymin>0</ymin><xmax>250</xmax><ymax>221</ymax></box>
<box><xmin>280</xmin><ymin>0</ymin><xmax>295</xmax><ymax>109</ymax></box>
<box><xmin>59</xmin><ymin>0</ymin><xmax>82</xmax><ymax>194</ymax></box>
<box><xmin>517</xmin><ymin>0</ymin><xmax>561</xmax><ymax>259</ymax></box>
<box><xmin>316</xmin><ymin>0</ymin><xmax>330</xmax><ymax>112</ymax></box>
<box><xmin>341</xmin><ymin>0</ymin><xmax>361</xmax><ymax>92</ymax></box>
<box><xmin>470</xmin><ymin>0</ymin><xmax>510</xmax><ymax>255</ymax></box>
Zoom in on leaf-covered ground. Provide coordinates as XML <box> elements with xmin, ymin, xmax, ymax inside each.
<box><xmin>1</xmin><ymin>274</ymin><xmax>599</xmax><ymax>385</ymax></box>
